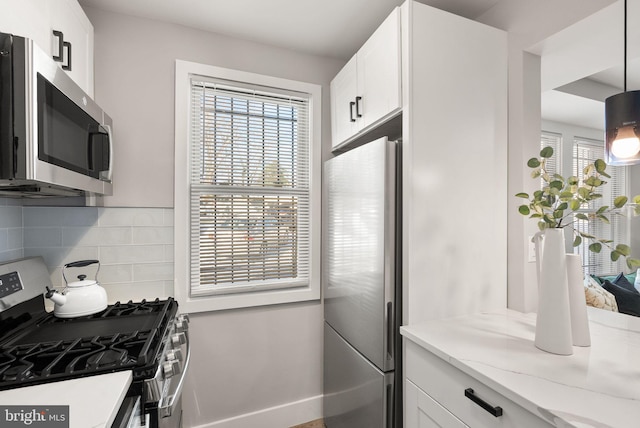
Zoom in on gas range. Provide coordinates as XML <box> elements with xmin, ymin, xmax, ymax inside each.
<box><xmin>0</xmin><ymin>257</ymin><xmax>189</xmax><ymax>428</ymax></box>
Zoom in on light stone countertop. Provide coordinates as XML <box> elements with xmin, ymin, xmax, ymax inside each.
<box><xmin>0</xmin><ymin>371</ymin><xmax>132</xmax><ymax>428</ymax></box>
<box><xmin>400</xmin><ymin>308</ymin><xmax>640</xmax><ymax>428</ymax></box>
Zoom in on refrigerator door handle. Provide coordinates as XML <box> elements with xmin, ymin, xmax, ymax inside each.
<box><xmin>386</xmin><ymin>302</ymin><xmax>394</xmax><ymax>360</ymax></box>
<box><xmin>385</xmin><ymin>381</ymin><xmax>394</xmax><ymax>428</ymax></box>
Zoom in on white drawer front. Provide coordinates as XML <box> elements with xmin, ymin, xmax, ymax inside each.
<box><xmin>406</xmin><ymin>380</ymin><xmax>469</xmax><ymax>428</ymax></box>
<box><xmin>405</xmin><ymin>340</ymin><xmax>552</xmax><ymax>428</ymax></box>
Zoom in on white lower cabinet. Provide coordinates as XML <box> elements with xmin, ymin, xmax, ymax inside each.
<box><xmin>404</xmin><ymin>340</ymin><xmax>553</xmax><ymax>428</ymax></box>
<box><xmin>406</xmin><ymin>380</ymin><xmax>468</xmax><ymax>428</ymax></box>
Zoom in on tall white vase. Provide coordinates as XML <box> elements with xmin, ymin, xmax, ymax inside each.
<box><xmin>566</xmin><ymin>254</ymin><xmax>591</xmax><ymax>347</ymax></box>
<box><xmin>535</xmin><ymin>228</ymin><xmax>573</xmax><ymax>355</ymax></box>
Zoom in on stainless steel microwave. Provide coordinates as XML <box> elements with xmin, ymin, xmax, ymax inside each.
<box><xmin>0</xmin><ymin>32</ymin><xmax>113</xmax><ymax>197</ymax></box>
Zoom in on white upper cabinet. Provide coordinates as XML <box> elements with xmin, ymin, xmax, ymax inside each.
<box><xmin>47</xmin><ymin>0</ymin><xmax>95</xmax><ymax>97</ymax></box>
<box><xmin>0</xmin><ymin>0</ymin><xmax>94</xmax><ymax>96</ymax></box>
<box><xmin>331</xmin><ymin>7</ymin><xmax>401</xmax><ymax>150</ymax></box>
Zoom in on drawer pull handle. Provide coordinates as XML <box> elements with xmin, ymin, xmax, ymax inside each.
<box><xmin>464</xmin><ymin>388</ymin><xmax>503</xmax><ymax>417</ymax></box>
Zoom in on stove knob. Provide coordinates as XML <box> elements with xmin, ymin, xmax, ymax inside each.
<box><xmin>166</xmin><ymin>349</ymin><xmax>183</xmax><ymax>361</ymax></box>
<box><xmin>175</xmin><ymin>319</ymin><xmax>189</xmax><ymax>333</ymax></box>
<box><xmin>171</xmin><ymin>332</ymin><xmax>187</xmax><ymax>347</ymax></box>
<box><xmin>163</xmin><ymin>360</ymin><xmax>181</xmax><ymax>379</ymax></box>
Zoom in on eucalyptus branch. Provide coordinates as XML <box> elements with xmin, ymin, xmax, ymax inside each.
<box><xmin>516</xmin><ymin>146</ymin><xmax>640</xmax><ymax>270</ymax></box>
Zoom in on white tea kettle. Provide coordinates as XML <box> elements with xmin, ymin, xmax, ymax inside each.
<box><xmin>45</xmin><ymin>259</ymin><xmax>108</xmax><ymax>318</ymax></box>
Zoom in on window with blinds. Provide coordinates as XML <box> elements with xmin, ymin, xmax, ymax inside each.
<box><xmin>189</xmin><ymin>77</ymin><xmax>311</xmax><ymax>297</ymax></box>
<box><xmin>573</xmin><ymin>138</ymin><xmax>629</xmax><ymax>275</ymax></box>
<box><xmin>540</xmin><ymin>131</ymin><xmax>562</xmax><ymax>178</ymax></box>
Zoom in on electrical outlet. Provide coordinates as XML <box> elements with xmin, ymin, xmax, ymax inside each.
<box><xmin>528</xmin><ymin>236</ymin><xmax>537</xmax><ymax>263</ymax></box>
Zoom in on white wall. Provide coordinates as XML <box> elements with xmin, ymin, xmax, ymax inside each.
<box><xmin>81</xmin><ymin>6</ymin><xmax>345</xmax><ymax>427</ymax></box>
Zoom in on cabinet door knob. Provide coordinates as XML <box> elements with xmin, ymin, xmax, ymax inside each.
<box><xmin>62</xmin><ymin>41</ymin><xmax>72</xmax><ymax>71</ymax></box>
<box><xmin>464</xmin><ymin>388</ymin><xmax>503</xmax><ymax>417</ymax></box>
<box><xmin>349</xmin><ymin>101</ymin><xmax>356</xmax><ymax>122</ymax></box>
<box><xmin>355</xmin><ymin>96</ymin><xmax>362</xmax><ymax>117</ymax></box>
<box><xmin>52</xmin><ymin>30</ymin><xmax>64</xmax><ymax>62</ymax></box>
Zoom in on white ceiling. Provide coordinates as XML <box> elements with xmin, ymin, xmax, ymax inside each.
<box><xmin>77</xmin><ymin>0</ymin><xmax>620</xmax><ymax>131</ymax></box>
<box><xmin>77</xmin><ymin>0</ymin><xmax>501</xmax><ymax>60</ymax></box>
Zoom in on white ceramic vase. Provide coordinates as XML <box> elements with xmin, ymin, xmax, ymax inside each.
<box><xmin>535</xmin><ymin>228</ymin><xmax>573</xmax><ymax>355</ymax></box>
<box><xmin>566</xmin><ymin>254</ymin><xmax>591</xmax><ymax>347</ymax></box>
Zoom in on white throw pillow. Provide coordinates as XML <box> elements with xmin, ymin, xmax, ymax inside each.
<box><xmin>584</xmin><ymin>275</ymin><xmax>618</xmax><ymax>312</ymax></box>
<box><xmin>635</xmin><ymin>268</ymin><xmax>640</xmax><ymax>294</ymax></box>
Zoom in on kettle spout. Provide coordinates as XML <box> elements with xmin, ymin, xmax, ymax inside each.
<box><xmin>45</xmin><ymin>286</ymin><xmax>67</xmax><ymax>306</ymax></box>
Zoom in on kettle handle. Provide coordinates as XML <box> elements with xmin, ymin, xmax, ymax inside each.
<box><xmin>64</xmin><ymin>260</ymin><xmax>99</xmax><ymax>268</ymax></box>
<box><xmin>63</xmin><ymin>260</ymin><xmax>100</xmax><ymax>285</ymax></box>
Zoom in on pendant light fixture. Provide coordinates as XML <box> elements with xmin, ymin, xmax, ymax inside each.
<box><xmin>605</xmin><ymin>0</ymin><xmax>640</xmax><ymax>165</ymax></box>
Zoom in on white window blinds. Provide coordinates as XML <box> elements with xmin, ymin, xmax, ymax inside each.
<box><xmin>189</xmin><ymin>77</ymin><xmax>311</xmax><ymax>297</ymax></box>
<box><xmin>540</xmin><ymin>131</ymin><xmax>562</xmax><ymax>178</ymax></box>
<box><xmin>573</xmin><ymin>138</ymin><xmax>629</xmax><ymax>275</ymax></box>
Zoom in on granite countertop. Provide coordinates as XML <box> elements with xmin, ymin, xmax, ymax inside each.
<box><xmin>0</xmin><ymin>371</ymin><xmax>132</xmax><ymax>428</ymax></box>
<box><xmin>400</xmin><ymin>308</ymin><xmax>640</xmax><ymax>428</ymax></box>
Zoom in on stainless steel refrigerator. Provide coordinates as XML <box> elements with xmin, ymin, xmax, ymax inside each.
<box><xmin>323</xmin><ymin>136</ymin><xmax>402</xmax><ymax>428</ymax></box>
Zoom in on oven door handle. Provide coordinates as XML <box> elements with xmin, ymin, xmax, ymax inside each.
<box><xmin>159</xmin><ymin>331</ymin><xmax>191</xmax><ymax>418</ymax></box>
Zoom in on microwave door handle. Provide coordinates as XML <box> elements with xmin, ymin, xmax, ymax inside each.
<box><xmin>102</xmin><ymin>124</ymin><xmax>114</xmax><ymax>182</ymax></box>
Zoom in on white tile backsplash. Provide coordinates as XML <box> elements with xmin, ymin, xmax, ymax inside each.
<box><xmin>0</xmin><ymin>199</ymin><xmax>23</xmax><ymax>262</ymax></box>
<box><xmin>21</xmin><ymin>206</ymin><xmax>175</xmax><ymax>303</ymax></box>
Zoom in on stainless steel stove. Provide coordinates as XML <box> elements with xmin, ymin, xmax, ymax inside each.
<box><xmin>0</xmin><ymin>257</ymin><xmax>190</xmax><ymax>428</ymax></box>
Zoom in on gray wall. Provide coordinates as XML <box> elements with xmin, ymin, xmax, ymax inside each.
<box><xmin>83</xmin><ymin>6</ymin><xmax>344</xmax><ymax>427</ymax></box>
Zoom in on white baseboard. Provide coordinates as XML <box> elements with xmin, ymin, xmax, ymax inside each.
<box><xmin>190</xmin><ymin>394</ymin><xmax>322</xmax><ymax>428</ymax></box>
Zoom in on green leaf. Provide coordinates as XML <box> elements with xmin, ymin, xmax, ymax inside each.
<box><xmin>573</xmin><ymin>236</ymin><xmax>582</xmax><ymax>247</ymax></box>
<box><xmin>578</xmin><ymin>187</ymin><xmax>590</xmax><ymax>198</ymax></box>
<box><xmin>531</xmin><ymin>169</ymin><xmax>541</xmax><ymax>179</ymax></box>
<box><xmin>611</xmin><ymin>250</ymin><xmax>622</xmax><ymax>261</ymax></box>
<box><xmin>626</xmin><ymin>258</ymin><xmax>640</xmax><ymax>269</ymax></box>
<box><xmin>589</xmin><ymin>242</ymin><xmax>602</xmax><ymax>253</ymax></box>
<box><xmin>527</xmin><ymin>158</ymin><xmax>541</xmax><ymax>168</ymax></box>
<box><xmin>537</xmin><ymin>221</ymin><xmax>547</xmax><ymax>231</ymax></box>
<box><xmin>557</xmin><ymin>202</ymin><xmax>568</xmax><ymax>211</ymax></box>
<box><xmin>552</xmin><ymin>174</ymin><xmax>565</xmax><ymax>181</ymax></box>
<box><xmin>590</xmin><ymin>193</ymin><xmax>603</xmax><ymax>200</ymax></box>
<box><xmin>584</xmin><ymin>176</ymin><xmax>603</xmax><ymax>187</ymax></box>
<box><xmin>569</xmin><ymin>200</ymin><xmax>581</xmax><ymax>211</ymax></box>
<box><xmin>594</xmin><ymin>159</ymin><xmax>607</xmax><ymax>173</ymax></box>
<box><xmin>576</xmin><ymin>213</ymin><xmax>589</xmax><ymax>221</ymax></box>
<box><xmin>583</xmin><ymin>164</ymin><xmax>594</xmax><ymax>176</ymax></box>
<box><xmin>540</xmin><ymin>146</ymin><xmax>554</xmax><ymax>158</ymax></box>
<box><xmin>543</xmin><ymin>215</ymin><xmax>556</xmax><ymax>225</ymax></box>
<box><xmin>533</xmin><ymin>190</ymin><xmax>544</xmax><ymax>201</ymax></box>
<box><xmin>518</xmin><ymin>205</ymin><xmax>530</xmax><ymax>215</ymax></box>
<box><xmin>553</xmin><ymin>210</ymin><xmax>564</xmax><ymax>219</ymax></box>
<box><xmin>579</xmin><ymin>231</ymin><xmax>596</xmax><ymax>239</ymax></box>
<box><xmin>596</xmin><ymin>206</ymin><xmax>609</xmax><ymax>214</ymax></box>
<box><xmin>614</xmin><ymin>196</ymin><xmax>628</xmax><ymax>208</ymax></box>
<box><xmin>559</xmin><ymin>191</ymin><xmax>574</xmax><ymax>200</ymax></box>
<box><xmin>615</xmin><ymin>244</ymin><xmax>631</xmax><ymax>256</ymax></box>
<box><xmin>600</xmin><ymin>170</ymin><xmax>612</xmax><ymax>179</ymax></box>
<box><xmin>549</xmin><ymin>180</ymin><xmax>563</xmax><ymax>190</ymax></box>
<box><xmin>634</xmin><ymin>195</ymin><xmax>640</xmax><ymax>204</ymax></box>
<box><xmin>597</xmin><ymin>214</ymin><xmax>610</xmax><ymax>224</ymax></box>
<box><xmin>567</xmin><ymin>176</ymin><xmax>579</xmax><ymax>185</ymax></box>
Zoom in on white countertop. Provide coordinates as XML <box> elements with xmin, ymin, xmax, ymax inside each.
<box><xmin>0</xmin><ymin>371</ymin><xmax>132</xmax><ymax>428</ymax></box>
<box><xmin>401</xmin><ymin>308</ymin><xmax>640</xmax><ymax>428</ymax></box>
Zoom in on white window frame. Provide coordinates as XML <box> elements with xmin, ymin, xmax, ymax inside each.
<box><xmin>174</xmin><ymin>60</ymin><xmax>321</xmax><ymax>313</ymax></box>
